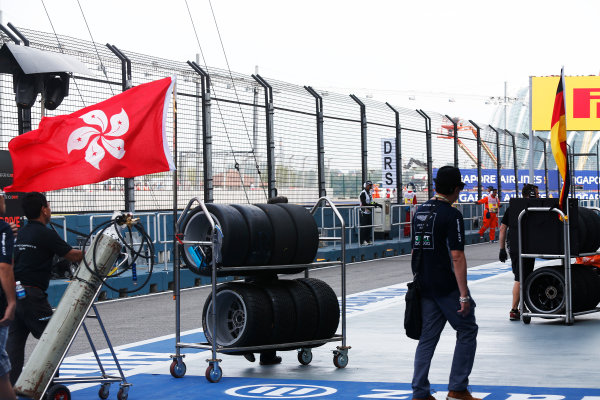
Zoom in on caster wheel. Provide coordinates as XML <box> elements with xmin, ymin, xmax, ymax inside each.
<box><xmin>46</xmin><ymin>384</ymin><xmax>71</xmax><ymax>400</ymax></box>
<box><xmin>333</xmin><ymin>352</ymin><xmax>348</xmax><ymax>368</ymax></box>
<box><xmin>170</xmin><ymin>359</ymin><xmax>187</xmax><ymax>378</ymax></box>
<box><xmin>298</xmin><ymin>349</ymin><xmax>312</xmax><ymax>365</ymax></box>
<box><xmin>205</xmin><ymin>364</ymin><xmax>223</xmax><ymax>383</ymax></box>
<box><xmin>98</xmin><ymin>384</ymin><xmax>110</xmax><ymax>399</ymax></box>
<box><xmin>522</xmin><ymin>316</ymin><xmax>531</xmax><ymax>324</ymax></box>
<box><xmin>117</xmin><ymin>388</ymin><xmax>128</xmax><ymax>400</ymax></box>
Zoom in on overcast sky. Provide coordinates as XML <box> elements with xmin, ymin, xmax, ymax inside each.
<box><xmin>2</xmin><ymin>0</ymin><xmax>599</xmax><ymax>123</ymax></box>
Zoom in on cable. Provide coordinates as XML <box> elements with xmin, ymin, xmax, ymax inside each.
<box><xmin>76</xmin><ymin>0</ymin><xmax>115</xmax><ymax>96</ymax></box>
<box><xmin>184</xmin><ymin>0</ymin><xmax>250</xmax><ymax>202</ymax></box>
<box><xmin>39</xmin><ymin>0</ymin><xmax>86</xmax><ymax>107</ymax></box>
<box><xmin>79</xmin><ymin>214</ymin><xmax>155</xmax><ymax>294</ymax></box>
<box><xmin>208</xmin><ymin>0</ymin><xmax>267</xmax><ymax>198</ymax></box>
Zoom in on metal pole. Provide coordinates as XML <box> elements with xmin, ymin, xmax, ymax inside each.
<box><xmin>416</xmin><ymin>109</ymin><xmax>433</xmax><ymax>196</ymax></box>
<box><xmin>505</xmin><ymin>129</ymin><xmax>519</xmax><ymax>197</ymax></box>
<box><xmin>251</xmin><ymin>74</ymin><xmax>277</xmax><ymax>199</ymax></box>
<box><xmin>350</xmin><ymin>94</ymin><xmax>368</xmax><ymax>184</ymax></box>
<box><xmin>386</xmin><ymin>102</ymin><xmax>403</xmax><ymax>204</ymax></box>
<box><xmin>107</xmin><ymin>44</ymin><xmax>134</xmax><ymax>212</ymax></box>
<box><xmin>490</xmin><ymin>126</ymin><xmax>502</xmax><ymax>200</ymax></box>
<box><xmin>469</xmin><ymin>120</ymin><xmax>483</xmax><ymax>200</ymax></box>
<box><xmin>445</xmin><ymin>114</ymin><xmax>459</xmax><ymax>168</ymax></box>
<box><xmin>597</xmin><ymin>141</ymin><xmax>600</xmax><ymax>202</ymax></box>
<box><xmin>528</xmin><ymin>76</ymin><xmax>535</xmax><ymax>184</ymax></box>
<box><xmin>188</xmin><ymin>61</ymin><xmax>213</xmax><ymax>203</ymax></box>
<box><xmin>194</xmin><ymin>54</ymin><xmax>201</xmax><ymax>188</ymax></box>
<box><xmin>305</xmin><ymin>86</ymin><xmax>326</xmax><ymax>198</ymax></box>
<box><xmin>537</xmin><ymin>136</ymin><xmax>549</xmax><ymax>198</ymax></box>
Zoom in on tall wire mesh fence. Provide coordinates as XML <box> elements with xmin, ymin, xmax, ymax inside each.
<box><xmin>1</xmin><ymin>26</ymin><xmax>598</xmax><ymax>214</ymax></box>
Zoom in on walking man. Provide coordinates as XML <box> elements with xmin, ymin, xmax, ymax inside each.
<box><xmin>411</xmin><ymin>166</ymin><xmax>479</xmax><ymax>400</ymax></box>
<box><xmin>7</xmin><ymin>192</ymin><xmax>83</xmax><ymax>384</ymax></box>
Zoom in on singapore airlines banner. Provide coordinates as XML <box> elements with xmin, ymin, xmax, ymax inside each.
<box><xmin>434</xmin><ymin>168</ymin><xmax>600</xmax><ymax>202</ymax></box>
<box><xmin>532</xmin><ymin>76</ymin><xmax>600</xmax><ymax>131</ymax></box>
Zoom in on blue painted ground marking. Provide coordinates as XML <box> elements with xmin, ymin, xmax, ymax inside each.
<box><xmin>72</xmin><ymin>375</ymin><xmax>600</xmax><ymax>399</ymax></box>
<box><xmin>63</xmin><ymin>261</ymin><xmax>512</xmax><ymax>384</ymax></box>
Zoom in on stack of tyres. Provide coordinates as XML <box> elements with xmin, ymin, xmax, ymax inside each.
<box><xmin>524</xmin><ymin>264</ymin><xmax>600</xmax><ymax>314</ymax></box>
<box><xmin>202</xmin><ymin>278</ymin><xmax>339</xmax><ymax>352</ymax></box>
<box><xmin>179</xmin><ymin>203</ymin><xmax>319</xmax><ymax>276</ymax></box>
<box><xmin>577</xmin><ymin>207</ymin><xmax>600</xmax><ymax>253</ymax></box>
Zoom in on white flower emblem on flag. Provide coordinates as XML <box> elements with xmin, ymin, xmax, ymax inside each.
<box><xmin>67</xmin><ymin>109</ymin><xmax>129</xmax><ymax>169</ymax></box>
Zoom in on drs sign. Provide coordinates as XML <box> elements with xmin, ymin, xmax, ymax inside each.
<box><xmin>381</xmin><ymin>138</ymin><xmax>396</xmax><ymax>189</ymax></box>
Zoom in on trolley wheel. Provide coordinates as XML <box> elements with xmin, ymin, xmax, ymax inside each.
<box><xmin>297</xmin><ymin>349</ymin><xmax>313</xmax><ymax>365</ymax></box>
<box><xmin>117</xmin><ymin>388</ymin><xmax>128</xmax><ymax>400</ymax></box>
<box><xmin>333</xmin><ymin>352</ymin><xmax>348</xmax><ymax>368</ymax></box>
<box><xmin>522</xmin><ymin>316</ymin><xmax>531</xmax><ymax>324</ymax></box>
<box><xmin>170</xmin><ymin>359</ymin><xmax>187</xmax><ymax>378</ymax></box>
<box><xmin>205</xmin><ymin>364</ymin><xmax>223</xmax><ymax>383</ymax></box>
<box><xmin>45</xmin><ymin>384</ymin><xmax>71</xmax><ymax>400</ymax></box>
<box><xmin>98</xmin><ymin>384</ymin><xmax>110</xmax><ymax>399</ymax></box>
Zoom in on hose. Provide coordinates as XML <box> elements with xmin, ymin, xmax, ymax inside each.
<box><xmin>76</xmin><ymin>213</ymin><xmax>155</xmax><ymax>294</ymax></box>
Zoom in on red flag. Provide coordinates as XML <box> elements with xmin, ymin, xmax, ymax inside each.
<box><xmin>550</xmin><ymin>69</ymin><xmax>569</xmax><ymax>211</ymax></box>
<box><xmin>5</xmin><ymin>77</ymin><xmax>175</xmax><ymax>193</ymax></box>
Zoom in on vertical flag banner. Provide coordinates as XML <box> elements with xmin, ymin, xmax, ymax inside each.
<box><xmin>6</xmin><ymin>77</ymin><xmax>176</xmax><ymax>193</ymax></box>
<box><xmin>550</xmin><ymin>69</ymin><xmax>569</xmax><ymax>210</ymax></box>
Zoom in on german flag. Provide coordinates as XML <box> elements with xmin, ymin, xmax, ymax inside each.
<box><xmin>550</xmin><ymin>69</ymin><xmax>569</xmax><ymax>211</ymax></box>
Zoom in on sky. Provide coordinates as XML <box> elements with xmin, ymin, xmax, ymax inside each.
<box><xmin>1</xmin><ymin>0</ymin><xmax>600</xmax><ymax>123</ymax></box>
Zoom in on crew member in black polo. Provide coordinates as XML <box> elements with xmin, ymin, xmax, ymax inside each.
<box><xmin>7</xmin><ymin>192</ymin><xmax>83</xmax><ymax>385</ymax></box>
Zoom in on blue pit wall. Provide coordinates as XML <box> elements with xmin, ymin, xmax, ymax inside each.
<box><xmin>47</xmin><ymin>203</ymin><xmax>491</xmax><ymax>307</ymax></box>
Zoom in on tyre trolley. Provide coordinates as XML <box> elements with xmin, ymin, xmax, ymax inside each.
<box><xmin>518</xmin><ymin>205</ymin><xmax>600</xmax><ymax>325</ymax></box>
<box><xmin>170</xmin><ymin>196</ymin><xmax>349</xmax><ymax>382</ymax></box>
<box><xmin>44</xmin><ymin>294</ymin><xmax>131</xmax><ymax>400</ymax></box>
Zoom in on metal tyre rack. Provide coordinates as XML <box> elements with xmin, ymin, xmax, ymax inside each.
<box><xmin>518</xmin><ymin>206</ymin><xmax>600</xmax><ymax>325</ymax></box>
<box><xmin>170</xmin><ymin>196</ymin><xmax>349</xmax><ymax>383</ymax></box>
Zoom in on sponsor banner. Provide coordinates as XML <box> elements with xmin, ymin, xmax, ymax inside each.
<box><xmin>72</xmin><ymin>375</ymin><xmax>600</xmax><ymax>399</ymax></box>
<box><xmin>381</xmin><ymin>138</ymin><xmax>396</xmax><ymax>189</ymax></box>
<box><xmin>533</xmin><ymin>75</ymin><xmax>600</xmax><ymax>131</ymax></box>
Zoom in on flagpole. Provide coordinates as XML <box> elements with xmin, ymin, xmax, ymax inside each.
<box><xmin>528</xmin><ymin>76</ymin><xmax>534</xmax><ymax>185</ymax></box>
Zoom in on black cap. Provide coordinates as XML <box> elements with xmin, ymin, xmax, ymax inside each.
<box><xmin>434</xmin><ymin>166</ymin><xmax>465</xmax><ymax>189</ymax></box>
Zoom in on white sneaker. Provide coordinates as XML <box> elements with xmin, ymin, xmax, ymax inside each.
<box><xmin>362</xmin><ymin>241</ymin><xmax>368</xmax><ymax>245</ymax></box>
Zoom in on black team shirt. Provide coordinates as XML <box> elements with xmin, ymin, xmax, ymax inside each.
<box><xmin>411</xmin><ymin>198</ymin><xmax>465</xmax><ymax>297</ymax></box>
<box><xmin>13</xmin><ymin>220</ymin><xmax>72</xmax><ymax>292</ymax></box>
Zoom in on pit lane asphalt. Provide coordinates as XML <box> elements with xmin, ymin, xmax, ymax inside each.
<box><xmin>24</xmin><ymin>242</ymin><xmax>498</xmax><ymax>361</ymax></box>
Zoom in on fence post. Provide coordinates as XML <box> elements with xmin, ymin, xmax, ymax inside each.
<box><xmin>187</xmin><ymin>62</ymin><xmax>213</xmax><ymax>203</ymax></box>
<box><xmin>469</xmin><ymin>120</ymin><xmax>483</xmax><ymax>200</ymax></box>
<box><xmin>305</xmin><ymin>86</ymin><xmax>326</xmax><ymax>198</ymax></box>
<box><xmin>252</xmin><ymin>74</ymin><xmax>277</xmax><ymax>199</ymax></box>
<box><xmin>386</xmin><ymin>103</ymin><xmax>403</xmax><ymax>204</ymax></box>
<box><xmin>445</xmin><ymin>114</ymin><xmax>459</xmax><ymax>168</ymax></box>
<box><xmin>350</xmin><ymin>95</ymin><xmax>368</xmax><ymax>184</ymax></box>
<box><xmin>504</xmin><ymin>129</ymin><xmax>519</xmax><ymax>197</ymax></box>
<box><xmin>537</xmin><ymin>136</ymin><xmax>549</xmax><ymax>198</ymax></box>
<box><xmin>489</xmin><ymin>126</ymin><xmax>502</xmax><ymax>200</ymax></box>
<box><xmin>416</xmin><ymin>109</ymin><xmax>433</xmax><ymax>196</ymax></box>
<box><xmin>107</xmin><ymin>44</ymin><xmax>134</xmax><ymax>212</ymax></box>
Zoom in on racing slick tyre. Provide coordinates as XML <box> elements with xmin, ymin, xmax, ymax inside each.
<box><xmin>255</xmin><ymin>279</ymin><xmax>297</xmax><ymax>344</ymax></box>
<box><xmin>231</xmin><ymin>204</ymin><xmax>273</xmax><ymax>266</ymax></box>
<box><xmin>202</xmin><ymin>282</ymin><xmax>273</xmax><ymax>350</ymax></box>
<box><xmin>274</xmin><ymin>204</ymin><xmax>319</xmax><ymax>264</ymax></box>
<box><xmin>180</xmin><ymin>204</ymin><xmax>249</xmax><ymax>273</ymax></box>
<box><xmin>278</xmin><ymin>279</ymin><xmax>319</xmax><ymax>343</ymax></box>
<box><xmin>254</xmin><ymin>203</ymin><xmax>298</xmax><ymax>266</ymax></box>
<box><xmin>296</xmin><ymin>278</ymin><xmax>340</xmax><ymax>340</ymax></box>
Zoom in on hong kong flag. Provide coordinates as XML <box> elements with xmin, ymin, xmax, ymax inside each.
<box><xmin>5</xmin><ymin>77</ymin><xmax>176</xmax><ymax>193</ymax></box>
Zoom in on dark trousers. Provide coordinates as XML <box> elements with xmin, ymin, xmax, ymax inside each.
<box><xmin>7</xmin><ymin>286</ymin><xmax>52</xmax><ymax>385</ymax></box>
<box><xmin>360</xmin><ymin>212</ymin><xmax>373</xmax><ymax>243</ymax></box>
